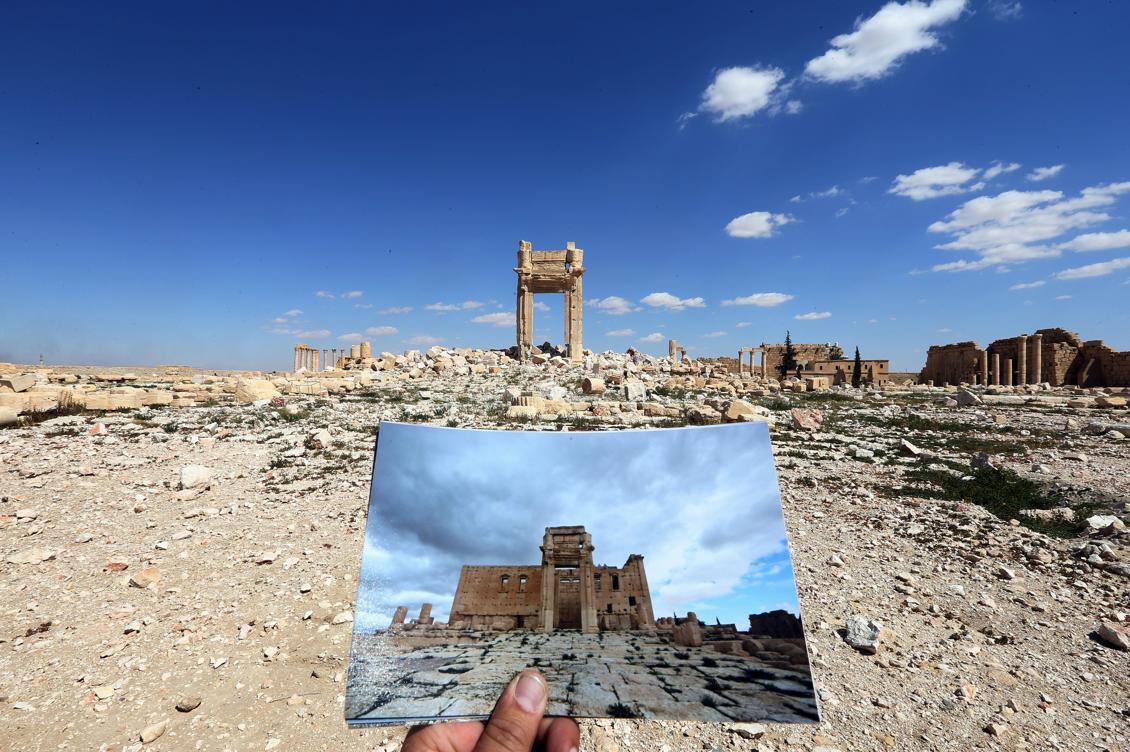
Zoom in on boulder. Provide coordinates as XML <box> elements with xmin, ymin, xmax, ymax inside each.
<box><xmin>956</xmin><ymin>389</ymin><xmax>983</xmax><ymax>406</ymax></box>
<box><xmin>622</xmin><ymin>381</ymin><xmax>646</xmax><ymax>401</ymax></box>
<box><xmin>581</xmin><ymin>377</ymin><xmax>605</xmax><ymax>395</ymax></box>
<box><xmin>672</xmin><ymin>619</ymin><xmax>703</xmax><ymax>647</ymax></box>
<box><xmin>0</xmin><ymin>406</ymin><xmax>18</xmax><ymax>427</ymax></box>
<box><xmin>0</xmin><ymin>374</ymin><xmax>36</xmax><ymax>393</ymax></box>
<box><xmin>233</xmin><ymin>379</ymin><xmax>280</xmax><ymax>403</ymax></box>
<box><xmin>790</xmin><ymin>408</ymin><xmax>823</xmax><ymax>432</ymax></box>
<box><xmin>179</xmin><ymin>464</ymin><xmax>214</xmax><ymax>490</ymax></box>
<box><xmin>844</xmin><ymin>615</ymin><xmax>883</xmax><ymax>653</ymax></box>
<box><xmin>1097</xmin><ymin>622</ymin><xmax>1129</xmax><ymax>650</ymax></box>
<box><xmin>1095</xmin><ymin>396</ymin><xmax>1128</xmax><ymax>408</ymax></box>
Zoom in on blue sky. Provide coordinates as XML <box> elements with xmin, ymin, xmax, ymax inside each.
<box><xmin>355</xmin><ymin>422</ymin><xmax>800</xmax><ymax>631</ymax></box>
<box><xmin>2</xmin><ymin>1</ymin><xmax>1128</xmax><ymax>371</ymax></box>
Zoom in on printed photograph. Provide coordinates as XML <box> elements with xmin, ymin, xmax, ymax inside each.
<box><xmin>345</xmin><ymin>421</ymin><xmax>818</xmax><ymax>725</ymax></box>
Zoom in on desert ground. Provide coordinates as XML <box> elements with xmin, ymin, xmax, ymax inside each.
<box><xmin>1</xmin><ymin>350</ymin><xmax>1128</xmax><ymax>752</ymax></box>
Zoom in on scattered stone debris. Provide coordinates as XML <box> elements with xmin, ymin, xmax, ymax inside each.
<box><xmin>1</xmin><ymin>351</ymin><xmax>1129</xmax><ymax>751</ymax></box>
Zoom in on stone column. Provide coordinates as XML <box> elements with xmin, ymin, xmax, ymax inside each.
<box><xmin>1031</xmin><ymin>333</ymin><xmax>1043</xmax><ymax>384</ymax></box>
<box><xmin>391</xmin><ymin>606</ymin><xmax>408</xmax><ymax>626</ymax></box>
<box><xmin>293</xmin><ymin>347</ymin><xmax>299</xmax><ymax>373</ymax></box>
<box><xmin>1018</xmin><ymin>335</ymin><xmax>1028</xmax><ymax>385</ymax></box>
<box><xmin>980</xmin><ymin>349</ymin><xmax>989</xmax><ymax>387</ymax></box>
<box><xmin>991</xmin><ymin>352</ymin><xmax>1000</xmax><ymax>386</ymax></box>
<box><xmin>418</xmin><ymin>603</ymin><xmax>433</xmax><ymax>625</ymax></box>
<box><xmin>539</xmin><ymin>531</ymin><xmax>555</xmax><ymax>633</ymax></box>
<box><xmin>579</xmin><ymin>531</ymin><xmax>598</xmax><ymax>634</ymax></box>
<box><xmin>322</xmin><ymin>349</ymin><xmax>328</xmax><ymax>371</ymax></box>
<box><xmin>1004</xmin><ymin>358</ymin><xmax>1013</xmax><ymax>386</ymax></box>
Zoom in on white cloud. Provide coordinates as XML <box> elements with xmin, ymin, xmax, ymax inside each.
<box><xmin>794</xmin><ymin>311</ymin><xmax>832</xmax><ymax>320</ymax></box>
<box><xmin>366</xmin><ymin>326</ymin><xmax>398</xmax><ymax>336</ymax></box>
<box><xmin>606</xmin><ymin>329</ymin><xmax>635</xmax><ymax>337</ymax></box>
<box><xmin>426</xmin><ymin>301</ymin><xmax>483</xmax><ymax>312</ymax></box>
<box><xmin>988</xmin><ymin>0</ymin><xmax>1022</xmax><ymax>20</ymax></box>
<box><xmin>292</xmin><ymin>328</ymin><xmax>331</xmax><ymax>339</ymax></box>
<box><xmin>1055</xmin><ymin>257</ymin><xmax>1130</xmax><ymax>280</ymax></box>
<box><xmin>890</xmin><ymin>161</ymin><xmax>983</xmax><ymax>200</ymax></box>
<box><xmin>1009</xmin><ymin>280</ymin><xmax>1045</xmax><ymax>290</ymax></box>
<box><xmin>867</xmin><ymin>318</ymin><xmax>879</xmax><ymax>324</ymax></box>
<box><xmin>342</xmin><ymin>290</ymin><xmax>364</xmax><ymax>299</ymax></box>
<box><xmin>804</xmin><ymin>0</ymin><xmax>967</xmax><ymax>84</ymax></box>
<box><xmin>379</xmin><ymin>306</ymin><xmax>413</xmax><ymax>314</ymax></box>
<box><xmin>938</xmin><ymin>327</ymin><xmax>953</xmax><ymax>333</ymax></box>
<box><xmin>1027</xmin><ymin>164</ymin><xmax>1065</xmax><ymax>182</ymax></box>
<box><xmin>1055</xmin><ymin>294</ymin><xmax>1072</xmax><ymax>300</ymax></box>
<box><xmin>1056</xmin><ymin>229</ymin><xmax>1130</xmax><ymax>252</ymax></box>
<box><xmin>354</xmin><ymin>303</ymin><xmax>373</xmax><ymax>309</ymax></box>
<box><xmin>315</xmin><ymin>290</ymin><xmax>336</xmax><ymax>300</ymax></box>
<box><xmin>983</xmin><ymin>161</ymin><xmax>1021</xmax><ymax>180</ymax></box>
<box><xmin>470</xmin><ymin>312</ymin><xmax>512</xmax><ymax>328</ymax></box>
<box><xmin>927</xmin><ymin>182</ymin><xmax>1130</xmax><ymax>272</ymax></box>
<box><xmin>587</xmin><ymin>296</ymin><xmax>640</xmax><ymax>315</ymax></box>
<box><xmin>704</xmin><ymin>331</ymin><xmax>727</xmax><ymax>338</ymax></box>
<box><xmin>641</xmin><ymin>292</ymin><xmax>706</xmax><ymax>311</ymax></box>
<box><xmin>639</xmin><ymin>333</ymin><xmax>665</xmax><ymax>343</ymax></box>
<box><xmin>283</xmin><ymin>308</ymin><xmax>303</xmax><ymax>317</ymax></box>
<box><xmin>533</xmin><ymin>301</ymin><xmax>551</xmax><ymax>312</ymax></box>
<box><xmin>699</xmin><ymin>66</ymin><xmax>786</xmax><ymax>121</ymax></box>
<box><xmin>338</xmin><ymin>332</ymin><xmax>364</xmax><ymax>343</ymax></box>
<box><xmin>785</xmin><ymin>99</ymin><xmax>803</xmax><ymax>115</ymax></box>
<box><xmin>735</xmin><ymin>322</ymin><xmax>752</xmax><ymax>328</ymax></box>
<box><xmin>725</xmin><ymin>211</ymin><xmax>795</xmax><ymax>238</ymax></box>
<box><xmin>405</xmin><ymin>334</ymin><xmax>443</xmax><ymax>345</ymax></box>
<box><xmin>271</xmin><ymin>317</ymin><xmax>289</xmax><ymax>324</ymax></box>
<box><xmin>721</xmin><ymin>292</ymin><xmax>795</xmax><ymax>307</ymax></box>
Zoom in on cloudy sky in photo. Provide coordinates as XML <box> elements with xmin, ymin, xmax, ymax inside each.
<box><xmin>354</xmin><ymin>422</ymin><xmax>799</xmax><ymax>631</ymax></box>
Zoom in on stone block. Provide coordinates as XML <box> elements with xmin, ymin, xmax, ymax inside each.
<box><xmin>0</xmin><ymin>374</ymin><xmax>36</xmax><ymax>393</ymax></box>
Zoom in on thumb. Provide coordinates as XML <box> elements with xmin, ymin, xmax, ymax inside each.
<box><xmin>473</xmin><ymin>670</ymin><xmax>548</xmax><ymax>752</ymax></box>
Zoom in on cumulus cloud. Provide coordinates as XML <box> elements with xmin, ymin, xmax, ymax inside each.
<box><xmin>1056</xmin><ymin>230</ymin><xmax>1130</xmax><ymax>252</ymax></box>
<box><xmin>1054</xmin><ymin>257</ymin><xmax>1130</xmax><ymax>280</ymax></box>
<box><xmin>606</xmin><ymin>329</ymin><xmax>635</xmax><ymax>337</ymax></box>
<box><xmin>725</xmin><ymin>211</ymin><xmax>795</xmax><ymax>238</ymax></box>
<box><xmin>794</xmin><ymin>311</ymin><xmax>832</xmax><ymax>320</ymax></box>
<box><xmin>988</xmin><ymin>0</ymin><xmax>1023</xmax><ymax>20</ymax></box>
<box><xmin>641</xmin><ymin>292</ymin><xmax>706</xmax><ymax>311</ymax></box>
<box><xmin>470</xmin><ymin>312</ymin><xmax>512</xmax><ymax>327</ymax></box>
<box><xmin>426</xmin><ymin>301</ymin><xmax>483</xmax><ymax>312</ymax></box>
<box><xmin>315</xmin><ymin>290</ymin><xmax>336</xmax><ymax>300</ymax></box>
<box><xmin>704</xmin><ymin>331</ymin><xmax>727</xmax><ymax>338</ymax></box>
<box><xmin>354</xmin><ymin>423</ymin><xmax>798</xmax><ymax>629</ymax></box>
<box><xmin>804</xmin><ymin>0</ymin><xmax>967</xmax><ymax>84</ymax></box>
<box><xmin>1055</xmin><ymin>294</ymin><xmax>1072</xmax><ymax>300</ymax></box>
<box><xmin>342</xmin><ymin>290</ymin><xmax>364</xmax><ymax>299</ymax></box>
<box><xmin>379</xmin><ymin>306</ymin><xmax>413</xmax><ymax>314</ymax></box>
<box><xmin>699</xmin><ymin>66</ymin><xmax>787</xmax><ymax>121</ymax></box>
<box><xmin>721</xmin><ymin>292</ymin><xmax>795</xmax><ymax>307</ymax></box>
<box><xmin>890</xmin><ymin>161</ymin><xmax>984</xmax><ymax>200</ymax></box>
<box><xmin>587</xmin><ymin>296</ymin><xmax>640</xmax><ymax>315</ymax></box>
<box><xmin>639</xmin><ymin>333</ymin><xmax>665</xmax><ymax>343</ymax></box>
<box><xmin>927</xmin><ymin>182</ymin><xmax>1130</xmax><ymax>272</ymax></box>
<box><xmin>366</xmin><ymin>326</ymin><xmax>398</xmax><ymax>336</ymax></box>
<box><xmin>533</xmin><ymin>301</ymin><xmax>551</xmax><ymax>312</ymax></box>
<box><xmin>405</xmin><ymin>334</ymin><xmax>442</xmax><ymax>345</ymax></box>
<box><xmin>284</xmin><ymin>328</ymin><xmax>330</xmax><ymax>339</ymax></box>
<box><xmin>338</xmin><ymin>332</ymin><xmax>364</xmax><ymax>343</ymax></box>
<box><xmin>1008</xmin><ymin>280</ymin><xmax>1045</xmax><ymax>290</ymax></box>
<box><xmin>1027</xmin><ymin>164</ymin><xmax>1065</xmax><ymax>182</ymax></box>
<box><xmin>983</xmin><ymin>161</ymin><xmax>1021</xmax><ymax>180</ymax></box>
<box><xmin>283</xmin><ymin>308</ymin><xmax>303</xmax><ymax>317</ymax></box>
<box><xmin>735</xmin><ymin>322</ymin><xmax>752</xmax><ymax>328</ymax></box>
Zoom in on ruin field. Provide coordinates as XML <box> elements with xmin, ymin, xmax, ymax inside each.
<box><xmin>346</xmin><ymin>631</ymin><xmax>818</xmax><ymax>724</ymax></box>
<box><xmin>1</xmin><ymin>354</ymin><xmax>1128</xmax><ymax>752</ymax></box>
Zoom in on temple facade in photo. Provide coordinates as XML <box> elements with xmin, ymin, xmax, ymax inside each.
<box><xmin>447</xmin><ymin>525</ymin><xmax>655</xmax><ymax>633</ymax></box>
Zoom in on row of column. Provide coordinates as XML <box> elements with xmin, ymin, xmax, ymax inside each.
<box><xmin>293</xmin><ymin>345</ymin><xmax>338</xmax><ymax>373</ymax></box>
<box><xmin>978</xmin><ymin>333</ymin><xmax>1044</xmax><ymax>386</ymax></box>
<box><xmin>736</xmin><ymin>349</ymin><xmax>767</xmax><ymax>378</ymax></box>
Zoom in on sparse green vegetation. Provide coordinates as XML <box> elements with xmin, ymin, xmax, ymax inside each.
<box><xmin>606</xmin><ymin>702</ymin><xmax>639</xmax><ymax>718</ymax></box>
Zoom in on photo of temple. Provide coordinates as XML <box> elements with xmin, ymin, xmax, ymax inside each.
<box><xmin>444</xmin><ymin>525</ymin><xmax>656</xmax><ymax>633</ymax></box>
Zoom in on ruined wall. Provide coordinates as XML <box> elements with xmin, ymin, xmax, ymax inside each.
<box><xmin>809</xmin><ymin>359</ymin><xmax>890</xmax><ymax>385</ymax></box>
<box><xmin>449</xmin><ymin>565</ymin><xmax>543</xmax><ymax>628</ymax></box>
<box><xmin>762</xmin><ymin>343</ymin><xmax>833</xmax><ymax>377</ymax></box>
<box><xmin>920</xmin><ymin>342</ymin><xmax>982</xmax><ymax>385</ymax></box>
<box><xmin>592</xmin><ymin>556</ymin><xmax>655</xmax><ymax>630</ymax></box>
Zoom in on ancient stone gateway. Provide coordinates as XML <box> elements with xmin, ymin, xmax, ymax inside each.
<box><xmin>514</xmin><ymin>240</ymin><xmax>585</xmax><ymax>362</ymax></box>
<box><xmin>446</xmin><ymin>525</ymin><xmax>655</xmax><ymax>634</ymax></box>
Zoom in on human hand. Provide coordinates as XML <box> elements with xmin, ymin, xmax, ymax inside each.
<box><xmin>401</xmin><ymin>669</ymin><xmax>579</xmax><ymax>752</ymax></box>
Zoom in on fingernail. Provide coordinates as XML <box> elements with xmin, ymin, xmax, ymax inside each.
<box><xmin>514</xmin><ymin>672</ymin><xmax>545</xmax><ymax>713</ymax></box>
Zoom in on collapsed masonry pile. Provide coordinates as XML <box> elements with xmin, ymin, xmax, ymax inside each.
<box><xmin>4</xmin><ymin>346</ymin><xmax>1127</xmax><ymax>429</ymax></box>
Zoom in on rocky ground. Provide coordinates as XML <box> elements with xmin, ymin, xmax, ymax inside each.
<box><xmin>1</xmin><ymin>353</ymin><xmax>1128</xmax><ymax>752</ymax></box>
<box><xmin>346</xmin><ymin>631</ymin><xmax>817</xmax><ymax>725</ymax></box>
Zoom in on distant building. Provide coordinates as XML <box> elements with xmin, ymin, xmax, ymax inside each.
<box><xmin>446</xmin><ymin>525</ymin><xmax>656</xmax><ymax>634</ymax></box>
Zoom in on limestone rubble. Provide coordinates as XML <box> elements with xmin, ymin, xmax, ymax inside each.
<box><xmin>0</xmin><ymin>348</ymin><xmax>1128</xmax><ymax>751</ymax></box>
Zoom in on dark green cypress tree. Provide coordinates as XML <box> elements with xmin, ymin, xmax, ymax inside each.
<box><xmin>779</xmin><ymin>331</ymin><xmax>798</xmax><ymax>378</ymax></box>
<box><xmin>852</xmin><ymin>346</ymin><xmax>863</xmax><ymax>388</ymax></box>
